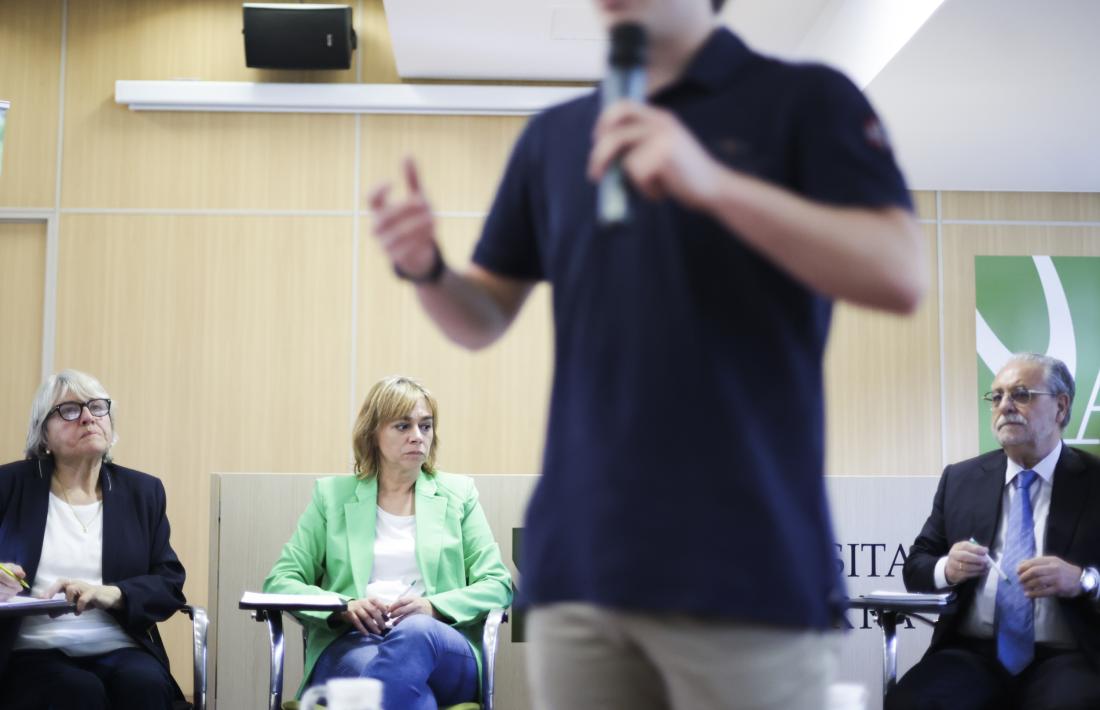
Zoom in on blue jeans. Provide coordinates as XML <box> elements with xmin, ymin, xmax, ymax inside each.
<box><xmin>310</xmin><ymin>614</ymin><xmax>478</xmax><ymax>710</ymax></box>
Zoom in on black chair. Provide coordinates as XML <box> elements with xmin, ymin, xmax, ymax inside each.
<box><xmin>239</xmin><ymin>596</ymin><xmax>507</xmax><ymax>710</ymax></box>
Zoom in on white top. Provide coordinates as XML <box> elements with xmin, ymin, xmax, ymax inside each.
<box><xmin>365</xmin><ymin>507</ymin><xmax>424</xmax><ymax>604</ymax></box>
<box><xmin>934</xmin><ymin>442</ymin><xmax>1074</xmax><ymax>646</ymax></box>
<box><xmin>13</xmin><ymin>493</ymin><xmax>137</xmax><ymax>656</ymax></box>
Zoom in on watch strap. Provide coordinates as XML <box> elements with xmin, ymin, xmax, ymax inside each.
<box><xmin>394</xmin><ymin>247</ymin><xmax>445</xmax><ymax>285</ymax></box>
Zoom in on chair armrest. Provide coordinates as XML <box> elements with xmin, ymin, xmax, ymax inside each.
<box><xmin>238</xmin><ymin>595</ymin><xmax>348</xmax><ymax>710</ymax></box>
<box><xmin>481</xmin><ymin>608</ymin><xmax>508</xmax><ymax>710</ymax></box>
<box><xmin>179</xmin><ymin>605</ymin><xmax>209</xmax><ymax>710</ymax></box>
<box><xmin>846</xmin><ymin>597</ymin><xmax>953</xmax><ymax>703</ymax></box>
<box><xmin>847</xmin><ymin>596</ymin><xmax>956</xmax><ymax>616</ymax></box>
<box><xmin>238</xmin><ymin>593</ymin><xmax>347</xmax><ymax>614</ymax></box>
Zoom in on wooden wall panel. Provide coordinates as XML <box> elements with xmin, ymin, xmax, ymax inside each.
<box><xmin>941</xmin><ymin>224</ymin><xmax>1100</xmax><ymax>464</ymax></box>
<box><xmin>69</xmin><ymin>0</ymin><xmax>358</xmax><ymax>85</ymax></box>
<box><xmin>361</xmin><ymin>115</ymin><xmax>528</xmax><ymax>213</ymax></box>
<box><xmin>942</xmin><ymin>192</ymin><xmax>1100</xmax><ymax>222</ymax></box>
<box><xmin>824</xmin><ymin>226</ymin><xmax>941</xmax><ymax>475</ymax></box>
<box><xmin>358</xmin><ymin>217</ymin><xmax>553</xmax><ymax>475</ymax></box>
<box><xmin>53</xmin><ymin>214</ymin><xmax>355</xmax><ymax>685</ymax></box>
<box><xmin>362</xmin><ymin>0</ymin><xmax>400</xmax><ymax>83</ymax></box>
<box><xmin>61</xmin><ymin>0</ymin><xmax>357</xmax><ymax>210</ymax></box>
<box><xmin>61</xmin><ymin>110</ymin><xmax>357</xmax><ymax>210</ymax></box>
<box><xmin>911</xmin><ymin>190</ymin><xmax>937</xmax><ymax>221</ymax></box>
<box><xmin>0</xmin><ymin>0</ymin><xmax>62</xmax><ymax>208</ymax></box>
<box><xmin>0</xmin><ymin>222</ymin><xmax>45</xmax><ymax>459</ymax></box>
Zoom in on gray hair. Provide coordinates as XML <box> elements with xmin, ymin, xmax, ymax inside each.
<box><xmin>25</xmin><ymin>369</ymin><xmax>118</xmax><ymax>461</ymax></box>
<box><xmin>1006</xmin><ymin>353</ymin><xmax>1075</xmax><ymax>430</ymax></box>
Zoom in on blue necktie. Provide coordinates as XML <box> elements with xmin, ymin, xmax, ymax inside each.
<box><xmin>996</xmin><ymin>469</ymin><xmax>1038</xmax><ymax>675</ymax></box>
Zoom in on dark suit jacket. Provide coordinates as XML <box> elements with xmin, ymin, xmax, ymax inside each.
<box><xmin>0</xmin><ymin>457</ymin><xmax>186</xmax><ymax>694</ymax></box>
<box><xmin>903</xmin><ymin>445</ymin><xmax>1100</xmax><ymax>668</ymax></box>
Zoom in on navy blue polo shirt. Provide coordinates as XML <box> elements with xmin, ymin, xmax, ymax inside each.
<box><xmin>473</xmin><ymin>29</ymin><xmax>912</xmax><ymax>628</ymax></box>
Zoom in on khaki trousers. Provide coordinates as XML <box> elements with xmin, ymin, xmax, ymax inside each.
<box><xmin>527</xmin><ymin>602</ymin><xmax>839</xmax><ymax>710</ymax></box>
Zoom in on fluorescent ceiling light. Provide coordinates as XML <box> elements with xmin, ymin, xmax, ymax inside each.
<box><xmin>114</xmin><ymin>81</ymin><xmax>589</xmax><ymax>115</ymax></box>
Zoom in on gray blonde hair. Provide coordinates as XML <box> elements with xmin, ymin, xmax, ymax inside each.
<box><xmin>25</xmin><ymin>369</ymin><xmax>117</xmax><ymax>461</ymax></box>
<box><xmin>1006</xmin><ymin>353</ymin><xmax>1075</xmax><ymax>431</ymax></box>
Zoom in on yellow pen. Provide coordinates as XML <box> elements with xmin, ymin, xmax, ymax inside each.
<box><xmin>0</xmin><ymin>562</ymin><xmax>29</xmax><ymax>590</ymax></box>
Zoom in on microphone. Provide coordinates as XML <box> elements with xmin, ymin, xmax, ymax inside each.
<box><xmin>597</xmin><ymin>22</ymin><xmax>648</xmax><ymax>227</ymax></box>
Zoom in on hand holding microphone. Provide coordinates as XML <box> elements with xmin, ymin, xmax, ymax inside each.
<box><xmin>596</xmin><ymin>22</ymin><xmax>648</xmax><ymax>226</ymax></box>
<box><xmin>590</xmin><ymin>24</ymin><xmax>725</xmax><ymax>221</ymax></box>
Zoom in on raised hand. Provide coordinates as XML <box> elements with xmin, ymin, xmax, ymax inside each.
<box><xmin>368</xmin><ymin>157</ymin><xmax>443</xmax><ymax>281</ymax></box>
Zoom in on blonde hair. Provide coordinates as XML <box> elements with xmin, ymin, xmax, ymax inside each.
<box><xmin>352</xmin><ymin>376</ymin><xmax>439</xmax><ymax>478</ymax></box>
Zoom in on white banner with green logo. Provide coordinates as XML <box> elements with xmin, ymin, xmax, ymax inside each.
<box><xmin>0</xmin><ymin>100</ymin><xmax>9</xmax><ymax>177</ymax></box>
<box><xmin>976</xmin><ymin>255</ymin><xmax>1100</xmax><ymax>456</ymax></box>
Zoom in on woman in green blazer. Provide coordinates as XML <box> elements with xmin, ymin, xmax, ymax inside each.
<box><xmin>264</xmin><ymin>376</ymin><xmax>513</xmax><ymax>709</ymax></box>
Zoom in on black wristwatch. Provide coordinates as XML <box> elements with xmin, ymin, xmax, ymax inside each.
<box><xmin>1079</xmin><ymin>566</ymin><xmax>1100</xmax><ymax>600</ymax></box>
<box><xmin>394</xmin><ymin>247</ymin><xmax>446</xmax><ymax>285</ymax></box>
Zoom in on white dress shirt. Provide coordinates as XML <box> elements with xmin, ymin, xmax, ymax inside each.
<box><xmin>933</xmin><ymin>441</ymin><xmax>1075</xmax><ymax>646</ymax></box>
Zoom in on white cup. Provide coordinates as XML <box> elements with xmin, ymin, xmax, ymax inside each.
<box><xmin>300</xmin><ymin>677</ymin><xmax>383</xmax><ymax>710</ymax></box>
<box><xmin>827</xmin><ymin>682</ymin><xmax>868</xmax><ymax>710</ymax></box>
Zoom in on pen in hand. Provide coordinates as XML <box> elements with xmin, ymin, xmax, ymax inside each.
<box><xmin>394</xmin><ymin>579</ymin><xmax>418</xmax><ymax>601</ymax></box>
<box><xmin>384</xmin><ymin>580</ymin><xmax>420</xmax><ymax>629</ymax></box>
<box><xmin>968</xmin><ymin>537</ymin><xmax>1011</xmax><ymax>585</ymax></box>
<box><xmin>0</xmin><ymin>562</ymin><xmax>30</xmax><ymax>590</ymax></box>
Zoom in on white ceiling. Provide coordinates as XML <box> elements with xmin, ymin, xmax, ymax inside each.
<box><xmin>382</xmin><ymin>0</ymin><xmax>1100</xmax><ymax>192</ymax></box>
<box><xmin>862</xmin><ymin>0</ymin><xmax>1100</xmax><ymax>192</ymax></box>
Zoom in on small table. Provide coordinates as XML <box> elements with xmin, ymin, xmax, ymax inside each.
<box><xmin>847</xmin><ymin>595</ymin><xmax>955</xmax><ymax>702</ymax></box>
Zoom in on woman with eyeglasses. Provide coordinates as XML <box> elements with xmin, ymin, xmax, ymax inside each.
<box><xmin>0</xmin><ymin>369</ymin><xmax>187</xmax><ymax>710</ymax></box>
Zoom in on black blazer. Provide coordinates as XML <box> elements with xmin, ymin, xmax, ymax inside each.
<box><xmin>0</xmin><ymin>458</ymin><xmax>187</xmax><ymax>692</ymax></box>
<box><xmin>903</xmin><ymin>445</ymin><xmax>1100</xmax><ymax>668</ymax></box>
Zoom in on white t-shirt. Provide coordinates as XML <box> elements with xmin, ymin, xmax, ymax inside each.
<box><xmin>13</xmin><ymin>493</ymin><xmax>138</xmax><ymax>656</ymax></box>
<box><xmin>365</xmin><ymin>507</ymin><xmax>424</xmax><ymax>604</ymax></box>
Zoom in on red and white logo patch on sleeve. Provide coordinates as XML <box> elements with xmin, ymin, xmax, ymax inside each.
<box><xmin>863</xmin><ymin>116</ymin><xmax>892</xmax><ymax>152</ymax></box>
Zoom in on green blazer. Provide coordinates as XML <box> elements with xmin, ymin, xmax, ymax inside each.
<box><xmin>263</xmin><ymin>470</ymin><xmax>513</xmax><ymax>696</ymax></box>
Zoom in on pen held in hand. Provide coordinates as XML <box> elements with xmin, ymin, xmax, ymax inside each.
<box><xmin>0</xmin><ymin>562</ymin><xmax>29</xmax><ymax>590</ymax></box>
<box><xmin>394</xmin><ymin>579</ymin><xmax>418</xmax><ymax>601</ymax></box>
<box><xmin>968</xmin><ymin>537</ymin><xmax>1011</xmax><ymax>585</ymax></box>
<box><xmin>384</xmin><ymin>580</ymin><xmax>420</xmax><ymax>629</ymax></box>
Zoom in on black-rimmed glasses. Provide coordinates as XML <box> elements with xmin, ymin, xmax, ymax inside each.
<box><xmin>48</xmin><ymin>398</ymin><xmax>111</xmax><ymax>421</ymax></box>
<box><xmin>982</xmin><ymin>388</ymin><xmax>1055</xmax><ymax>409</ymax></box>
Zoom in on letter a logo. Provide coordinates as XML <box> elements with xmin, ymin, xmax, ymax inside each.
<box><xmin>975</xmin><ymin>256</ymin><xmax>1100</xmax><ymax>455</ymax></box>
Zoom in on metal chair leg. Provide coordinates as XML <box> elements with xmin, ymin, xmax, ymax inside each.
<box><xmin>180</xmin><ymin>605</ymin><xmax>209</xmax><ymax>710</ymax></box>
<box><xmin>880</xmin><ymin>610</ymin><xmax>900</xmax><ymax>702</ymax></box>
<box><xmin>481</xmin><ymin>608</ymin><xmax>508</xmax><ymax>710</ymax></box>
<box><xmin>253</xmin><ymin>609</ymin><xmax>286</xmax><ymax>710</ymax></box>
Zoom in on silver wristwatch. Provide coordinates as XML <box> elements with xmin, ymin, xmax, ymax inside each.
<box><xmin>1079</xmin><ymin>566</ymin><xmax>1100</xmax><ymax>600</ymax></box>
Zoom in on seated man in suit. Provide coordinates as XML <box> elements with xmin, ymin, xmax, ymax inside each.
<box><xmin>888</xmin><ymin>353</ymin><xmax>1100</xmax><ymax>710</ymax></box>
